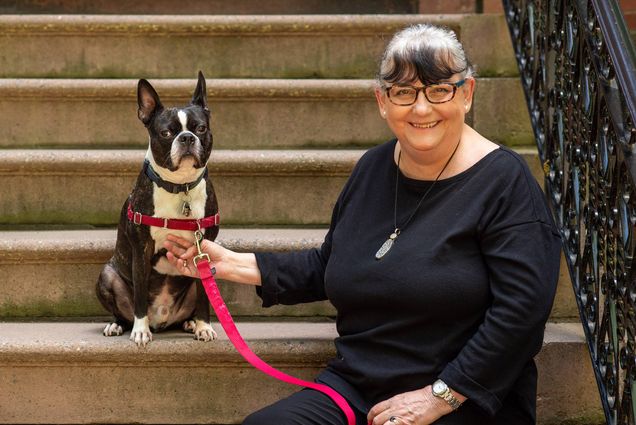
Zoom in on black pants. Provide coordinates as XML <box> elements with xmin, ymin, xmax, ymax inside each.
<box><xmin>242</xmin><ymin>388</ymin><xmax>368</xmax><ymax>425</ymax></box>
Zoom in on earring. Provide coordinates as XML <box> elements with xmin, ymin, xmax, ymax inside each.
<box><xmin>382</xmin><ymin>111</ymin><xmax>387</xmax><ymax>117</ymax></box>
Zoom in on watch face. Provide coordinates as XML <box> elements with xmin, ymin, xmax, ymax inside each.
<box><xmin>432</xmin><ymin>381</ymin><xmax>447</xmax><ymax>395</ymax></box>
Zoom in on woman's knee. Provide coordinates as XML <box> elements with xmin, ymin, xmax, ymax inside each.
<box><xmin>242</xmin><ymin>389</ymin><xmax>349</xmax><ymax>425</ymax></box>
<box><xmin>241</xmin><ymin>411</ymin><xmax>259</xmax><ymax>425</ymax></box>
<box><xmin>242</xmin><ymin>407</ymin><xmax>284</xmax><ymax>425</ymax></box>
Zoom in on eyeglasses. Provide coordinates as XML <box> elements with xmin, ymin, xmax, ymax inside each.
<box><xmin>385</xmin><ymin>80</ymin><xmax>466</xmax><ymax>105</ymax></box>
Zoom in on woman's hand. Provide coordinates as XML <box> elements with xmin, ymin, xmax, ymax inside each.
<box><xmin>163</xmin><ymin>234</ymin><xmax>262</xmax><ymax>285</ymax></box>
<box><xmin>163</xmin><ymin>234</ymin><xmax>231</xmax><ymax>279</ymax></box>
<box><xmin>367</xmin><ymin>386</ymin><xmax>454</xmax><ymax>425</ymax></box>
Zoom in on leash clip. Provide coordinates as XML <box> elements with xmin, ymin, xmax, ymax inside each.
<box><xmin>193</xmin><ymin>228</ymin><xmax>211</xmax><ymax>268</ymax></box>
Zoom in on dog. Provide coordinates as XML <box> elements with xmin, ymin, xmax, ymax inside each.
<box><xmin>96</xmin><ymin>71</ymin><xmax>219</xmax><ymax>346</ymax></box>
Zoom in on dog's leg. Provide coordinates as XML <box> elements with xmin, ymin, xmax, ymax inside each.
<box><xmin>130</xmin><ymin>245</ymin><xmax>154</xmax><ymax>347</ymax></box>
<box><xmin>96</xmin><ymin>263</ymin><xmax>134</xmax><ymax>336</ymax></box>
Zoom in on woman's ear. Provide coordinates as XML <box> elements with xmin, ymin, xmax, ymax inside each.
<box><xmin>462</xmin><ymin>77</ymin><xmax>476</xmax><ymax>112</ymax></box>
<box><xmin>374</xmin><ymin>86</ymin><xmax>388</xmax><ymax>118</ymax></box>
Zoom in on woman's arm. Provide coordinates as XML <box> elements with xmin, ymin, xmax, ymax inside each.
<box><xmin>437</xmin><ymin>152</ymin><xmax>562</xmax><ymax>416</ymax></box>
<box><xmin>163</xmin><ymin>235</ymin><xmax>262</xmax><ymax>285</ymax></box>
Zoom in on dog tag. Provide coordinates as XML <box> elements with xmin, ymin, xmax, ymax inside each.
<box><xmin>181</xmin><ymin>189</ymin><xmax>192</xmax><ymax>217</ymax></box>
<box><xmin>181</xmin><ymin>201</ymin><xmax>191</xmax><ymax>217</ymax></box>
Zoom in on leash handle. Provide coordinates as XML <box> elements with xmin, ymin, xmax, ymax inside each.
<box><xmin>195</xmin><ymin>259</ymin><xmax>357</xmax><ymax>425</ymax></box>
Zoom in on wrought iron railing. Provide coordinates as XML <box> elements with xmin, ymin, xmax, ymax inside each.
<box><xmin>503</xmin><ymin>0</ymin><xmax>636</xmax><ymax>423</ymax></box>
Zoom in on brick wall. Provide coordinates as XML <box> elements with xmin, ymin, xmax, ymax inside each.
<box><xmin>621</xmin><ymin>0</ymin><xmax>636</xmax><ymax>31</ymax></box>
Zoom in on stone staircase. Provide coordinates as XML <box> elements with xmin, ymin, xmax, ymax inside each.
<box><xmin>0</xmin><ymin>1</ymin><xmax>603</xmax><ymax>424</ymax></box>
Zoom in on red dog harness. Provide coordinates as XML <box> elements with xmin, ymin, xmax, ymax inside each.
<box><xmin>128</xmin><ymin>212</ymin><xmax>357</xmax><ymax>425</ymax></box>
<box><xmin>127</xmin><ymin>203</ymin><xmax>220</xmax><ymax>231</ymax></box>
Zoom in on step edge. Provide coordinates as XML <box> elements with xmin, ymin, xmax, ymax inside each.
<box><xmin>0</xmin><ymin>228</ymin><xmax>329</xmax><ymax>263</ymax></box>
<box><xmin>0</xmin><ymin>77</ymin><xmax>522</xmax><ymax>99</ymax></box>
<box><xmin>0</xmin><ymin>149</ymin><xmax>364</xmax><ymax>176</ymax></box>
<box><xmin>0</xmin><ymin>14</ymin><xmax>466</xmax><ymax>35</ymax></box>
<box><xmin>0</xmin><ymin>321</ymin><xmax>582</xmax><ymax>365</ymax></box>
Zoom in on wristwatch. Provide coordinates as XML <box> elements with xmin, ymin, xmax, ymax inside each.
<box><xmin>431</xmin><ymin>379</ymin><xmax>462</xmax><ymax>410</ymax></box>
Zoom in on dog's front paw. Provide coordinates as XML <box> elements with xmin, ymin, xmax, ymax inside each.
<box><xmin>103</xmin><ymin>322</ymin><xmax>123</xmax><ymax>336</ymax></box>
<box><xmin>193</xmin><ymin>320</ymin><xmax>217</xmax><ymax>342</ymax></box>
<box><xmin>130</xmin><ymin>316</ymin><xmax>153</xmax><ymax>347</ymax></box>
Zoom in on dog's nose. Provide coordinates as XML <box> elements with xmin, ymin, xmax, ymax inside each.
<box><xmin>179</xmin><ymin>133</ymin><xmax>196</xmax><ymax>147</ymax></box>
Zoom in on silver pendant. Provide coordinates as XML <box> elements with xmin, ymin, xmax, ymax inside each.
<box><xmin>375</xmin><ymin>230</ymin><xmax>399</xmax><ymax>260</ymax></box>
<box><xmin>181</xmin><ymin>201</ymin><xmax>191</xmax><ymax>217</ymax></box>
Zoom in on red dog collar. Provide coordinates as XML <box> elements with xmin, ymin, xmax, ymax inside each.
<box><xmin>127</xmin><ymin>203</ymin><xmax>219</xmax><ymax>231</ymax></box>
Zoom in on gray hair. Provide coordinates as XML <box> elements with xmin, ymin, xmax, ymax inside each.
<box><xmin>376</xmin><ymin>23</ymin><xmax>475</xmax><ymax>87</ymax></box>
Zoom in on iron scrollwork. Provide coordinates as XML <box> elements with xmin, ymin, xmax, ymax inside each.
<box><xmin>503</xmin><ymin>0</ymin><xmax>636</xmax><ymax>423</ymax></box>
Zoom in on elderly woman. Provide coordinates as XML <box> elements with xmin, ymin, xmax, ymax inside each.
<box><xmin>164</xmin><ymin>23</ymin><xmax>561</xmax><ymax>425</ymax></box>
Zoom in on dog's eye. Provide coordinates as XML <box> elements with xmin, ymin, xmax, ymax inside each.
<box><xmin>160</xmin><ymin>130</ymin><xmax>172</xmax><ymax>138</ymax></box>
<box><xmin>195</xmin><ymin>125</ymin><xmax>207</xmax><ymax>134</ymax></box>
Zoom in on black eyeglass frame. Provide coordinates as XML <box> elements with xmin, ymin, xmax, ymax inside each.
<box><xmin>384</xmin><ymin>79</ymin><xmax>467</xmax><ymax>106</ymax></box>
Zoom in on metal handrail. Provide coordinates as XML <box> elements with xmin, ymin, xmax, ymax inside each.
<box><xmin>503</xmin><ymin>0</ymin><xmax>636</xmax><ymax>423</ymax></box>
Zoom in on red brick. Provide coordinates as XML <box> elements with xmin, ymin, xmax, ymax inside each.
<box><xmin>624</xmin><ymin>12</ymin><xmax>636</xmax><ymax>30</ymax></box>
<box><xmin>620</xmin><ymin>0</ymin><xmax>636</xmax><ymax>12</ymax></box>
<box><xmin>483</xmin><ymin>0</ymin><xmax>504</xmax><ymax>13</ymax></box>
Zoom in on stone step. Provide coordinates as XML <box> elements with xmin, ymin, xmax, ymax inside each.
<box><xmin>0</xmin><ymin>14</ymin><xmax>516</xmax><ymax>78</ymax></box>
<box><xmin>0</xmin><ymin>78</ymin><xmax>532</xmax><ymax>149</ymax></box>
<box><xmin>0</xmin><ymin>321</ymin><xmax>602</xmax><ymax>424</ymax></box>
<box><xmin>0</xmin><ymin>227</ymin><xmax>577</xmax><ymax>320</ymax></box>
<box><xmin>0</xmin><ymin>149</ymin><xmax>355</xmax><ymax>226</ymax></box>
<box><xmin>0</xmin><ymin>148</ymin><xmax>542</xmax><ymax>226</ymax></box>
<box><xmin>0</xmin><ymin>0</ymin><xmax>418</xmax><ymax>14</ymax></box>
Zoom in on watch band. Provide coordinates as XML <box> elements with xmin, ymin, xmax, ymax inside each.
<box><xmin>432</xmin><ymin>379</ymin><xmax>463</xmax><ymax>410</ymax></box>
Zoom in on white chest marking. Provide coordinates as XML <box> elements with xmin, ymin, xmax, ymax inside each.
<box><xmin>149</xmin><ymin>177</ymin><xmax>208</xmax><ymax>276</ymax></box>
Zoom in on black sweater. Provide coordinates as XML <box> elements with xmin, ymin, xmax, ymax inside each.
<box><xmin>255</xmin><ymin>139</ymin><xmax>562</xmax><ymax>424</ymax></box>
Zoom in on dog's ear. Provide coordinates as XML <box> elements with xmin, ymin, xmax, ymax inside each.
<box><xmin>137</xmin><ymin>79</ymin><xmax>163</xmax><ymax>126</ymax></box>
<box><xmin>191</xmin><ymin>71</ymin><xmax>209</xmax><ymax>113</ymax></box>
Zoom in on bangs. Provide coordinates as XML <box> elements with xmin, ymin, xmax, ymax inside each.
<box><xmin>380</xmin><ymin>46</ymin><xmax>466</xmax><ymax>86</ymax></box>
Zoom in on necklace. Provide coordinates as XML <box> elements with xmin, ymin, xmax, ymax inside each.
<box><xmin>375</xmin><ymin>140</ymin><xmax>461</xmax><ymax>260</ymax></box>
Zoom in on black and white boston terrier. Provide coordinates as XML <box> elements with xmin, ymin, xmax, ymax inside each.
<box><xmin>96</xmin><ymin>72</ymin><xmax>219</xmax><ymax>346</ymax></box>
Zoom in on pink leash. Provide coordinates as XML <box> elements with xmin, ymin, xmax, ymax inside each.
<box><xmin>126</xmin><ymin>208</ymin><xmax>358</xmax><ymax>424</ymax></box>
<box><xmin>193</xmin><ymin>241</ymin><xmax>357</xmax><ymax>425</ymax></box>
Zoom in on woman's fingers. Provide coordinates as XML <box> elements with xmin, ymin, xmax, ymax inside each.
<box><xmin>164</xmin><ymin>236</ymin><xmax>198</xmax><ymax>259</ymax></box>
<box><xmin>165</xmin><ymin>234</ymin><xmax>194</xmax><ymax>250</ymax></box>
<box><xmin>166</xmin><ymin>251</ymin><xmax>197</xmax><ymax>277</ymax></box>
<box><xmin>368</xmin><ymin>400</ymin><xmax>391</xmax><ymax>424</ymax></box>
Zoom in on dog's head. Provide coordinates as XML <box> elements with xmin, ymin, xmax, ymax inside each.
<box><xmin>137</xmin><ymin>71</ymin><xmax>212</xmax><ymax>173</ymax></box>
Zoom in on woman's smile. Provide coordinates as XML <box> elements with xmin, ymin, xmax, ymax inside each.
<box><xmin>409</xmin><ymin>120</ymin><xmax>440</xmax><ymax>129</ymax></box>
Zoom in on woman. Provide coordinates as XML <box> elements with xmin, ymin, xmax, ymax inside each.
<box><xmin>164</xmin><ymin>23</ymin><xmax>561</xmax><ymax>425</ymax></box>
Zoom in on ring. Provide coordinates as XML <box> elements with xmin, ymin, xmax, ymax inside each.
<box><xmin>182</xmin><ymin>259</ymin><xmax>188</xmax><ymax>268</ymax></box>
<box><xmin>389</xmin><ymin>417</ymin><xmax>399</xmax><ymax>424</ymax></box>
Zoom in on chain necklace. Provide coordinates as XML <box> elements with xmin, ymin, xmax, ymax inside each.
<box><xmin>375</xmin><ymin>140</ymin><xmax>461</xmax><ymax>260</ymax></box>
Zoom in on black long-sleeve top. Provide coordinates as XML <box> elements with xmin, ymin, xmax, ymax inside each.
<box><xmin>255</xmin><ymin>139</ymin><xmax>562</xmax><ymax>424</ymax></box>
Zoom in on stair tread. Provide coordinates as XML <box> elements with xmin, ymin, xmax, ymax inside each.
<box><xmin>0</xmin><ymin>321</ymin><xmax>584</xmax><ymax>354</ymax></box>
<box><xmin>0</xmin><ymin>14</ymin><xmax>463</xmax><ymax>32</ymax></box>
<box><xmin>0</xmin><ymin>149</ymin><xmax>364</xmax><ymax>175</ymax></box>
<box><xmin>0</xmin><ymin>147</ymin><xmax>539</xmax><ymax>174</ymax></box>
<box><xmin>0</xmin><ymin>321</ymin><xmax>600</xmax><ymax>424</ymax></box>
<box><xmin>0</xmin><ymin>227</ymin><xmax>328</xmax><ymax>260</ymax></box>
<box><xmin>0</xmin><ymin>77</ymin><xmax>520</xmax><ymax>98</ymax></box>
<box><xmin>0</xmin><ymin>78</ymin><xmax>377</xmax><ymax>98</ymax></box>
<box><xmin>0</xmin><ymin>321</ymin><xmax>337</xmax><ymax>348</ymax></box>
